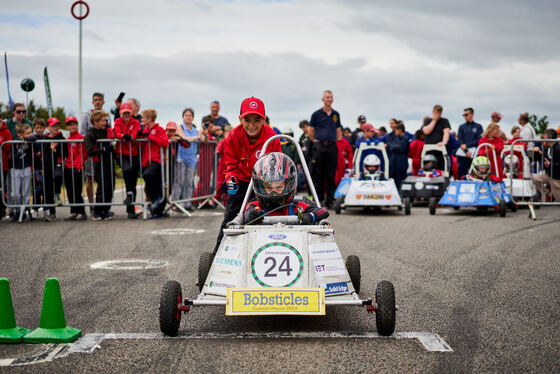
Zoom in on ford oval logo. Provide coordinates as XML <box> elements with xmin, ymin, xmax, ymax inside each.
<box><xmin>269</xmin><ymin>233</ymin><xmax>286</xmax><ymax>240</ymax></box>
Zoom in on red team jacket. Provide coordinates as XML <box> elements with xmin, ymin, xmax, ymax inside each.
<box><xmin>408</xmin><ymin>139</ymin><xmax>425</xmax><ymax>176</ymax></box>
<box><xmin>64</xmin><ymin>132</ymin><xmax>87</xmax><ymax>170</ymax></box>
<box><xmin>140</xmin><ymin>123</ymin><xmax>169</xmax><ymax>167</ymax></box>
<box><xmin>223</xmin><ymin>124</ymin><xmax>281</xmax><ymax>183</ymax></box>
<box><xmin>335</xmin><ymin>138</ymin><xmax>353</xmax><ymax>186</ymax></box>
<box><xmin>113</xmin><ymin>117</ymin><xmax>141</xmax><ymax>156</ymax></box>
<box><xmin>0</xmin><ymin>121</ymin><xmax>12</xmax><ymax>171</ymax></box>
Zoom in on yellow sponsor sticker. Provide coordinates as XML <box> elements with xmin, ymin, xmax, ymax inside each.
<box><xmin>226</xmin><ymin>288</ymin><xmax>325</xmax><ymax>316</ymax></box>
<box><xmin>364</xmin><ymin>194</ymin><xmax>383</xmax><ymax>200</ymax></box>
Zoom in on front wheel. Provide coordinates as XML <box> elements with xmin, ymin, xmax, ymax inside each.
<box><xmin>509</xmin><ymin>202</ymin><xmax>518</xmax><ymax>212</ymax></box>
<box><xmin>334</xmin><ymin>199</ymin><xmax>342</xmax><ymax>215</ymax></box>
<box><xmin>345</xmin><ymin>255</ymin><xmax>361</xmax><ymax>294</ymax></box>
<box><xmin>159</xmin><ymin>280</ymin><xmax>182</xmax><ymax>336</ymax></box>
<box><xmin>198</xmin><ymin>252</ymin><xmax>214</xmax><ymax>291</ymax></box>
<box><xmin>499</xmin><ymin>200</ymin><xmax>507</xmax><ymax>217</ymax></box>
<box><xmin>429</xmin><ymin>197</ymin><xmax>437</xmax><ymax>215</ymax></box>
<box><xmin>376</xmin><ymin>280</ymin><xmax>396</xmax><ymax>336</ymax></box>
<box><xmin>404</xmin><ymin>197</ymin><xmax>411</xmax><ymax>215</ymax></box>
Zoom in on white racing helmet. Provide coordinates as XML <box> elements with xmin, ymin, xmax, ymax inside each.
<box><xmin>363</xmin><ymin>154</ymin><xmax>381</xmax><ymax>175</ymax></box>
<box><xmin>503</xmin><ymin>154</ymin><xmax>519</xmax><ymax>173</ymax></box>
<box><xmin>422</xmin><ymin>154</ymin><xmax>438</xmax><ymax>172</ymax></box>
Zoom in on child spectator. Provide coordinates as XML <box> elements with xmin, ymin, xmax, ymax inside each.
<box><xmin>408</xmin><ymin>130</ymin><xmax>425</xmax><ymax>176</ymax></box>
<box><xmin>214</xmin><ymin>124</ymin><xmax>232</xmax><ymax>206</ymax></box>
<box><xmin>507</xmin><ymin>126</ymin><xmax>526</xmax><ymax>150</ymax></box>
<box><xmin>335</xmin><ymin>129</ymin><xmax>353</xmax><ymax>186</ymax></box>
<box><xmin>62</xmin><ymin>116</ymin><xmax>88</xmax><ymax>220</ymax></box>
<box><xmin>0</xmin><ymin>119</ymin><xmax>13</xmax><ymax>220</ymax></box>
<box><xmin>113</xmin><ymin>102</ymin><xmax>141</xmax><ymax>219</ymax></box>
<box><xmin>139</xmin><ymin>109</ymin><xmax>169</xmax><ymax>218</ymax></box>
<box><xmin>46</xmin><ymin>118</ymin><xmax>65</xmax><ymax>205</ymax></box>
<box><xmin>85</xmin><ymin>110</ymin><xmax>115</xmax><ymax>221</ymax></box>
<box><xmin>193</xmin><ymin>116</ymin><xmax>215</xmax><ymax>204</ymax></box>
<box><xmin>8</xmin><ymin>123</ymin><xmax>35</xmax><ymax>221</ymax></box>
<box><xmin>42</xmin><ymin>118</ymin><xmax>65</xmax><ymax>221</ymax></box>
<box><xmin>31</xmin><ymin>118</ymin><xmax>46</xmax><ymax>218</ymax></box>
<box><xmin>171</xmin><ymin>108</ymin><xmax>199</xmax><ymax>211</ymax></box>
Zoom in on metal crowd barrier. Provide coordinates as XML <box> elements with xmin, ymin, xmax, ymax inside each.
<box><xmin>164</xmin><ymin>139</ymin><xmax>225</xmax><ymax>217</ymax></box>
<box><xmin>507</xmin><ymin>138</ymin><xmax>560</xmax><ymax>219</ymax></box>
<box><xmin>0</xmin><ymin>138</ymin><xmax>166</xmax><ymax>221</ymax></box>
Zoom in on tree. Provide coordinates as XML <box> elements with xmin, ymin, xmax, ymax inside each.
<box><xmin>0</xmin><ymin>100</ymin><xmax>68</xmax><ymax>129</ymax></box>
<box><xmin>529</xmin><ymin>114</ymin><xmax>549</xmax><ymax>135</ymax></box>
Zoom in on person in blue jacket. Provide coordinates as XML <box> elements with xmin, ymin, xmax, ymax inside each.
<box><xmin>384</xmin><ymin>122</ymin><xmax>410</xmax><ymax>190</ymax></box>
<box><xmin>456</xmin><ymin>107</ymin><xmax>483</xmax><ymax>178</ymax></box>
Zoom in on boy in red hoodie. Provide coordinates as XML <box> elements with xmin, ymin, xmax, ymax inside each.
<box><xmin>139</xmin><ymin>109</ymin><xmax>169</xmax><ymax>218</ymax></box>
<box><xmin>62</xmin><ymin>116</ymin><xmax>88</xmax><ymax>220</ymax></box>
<box><xmin>213</xmin><ymin>97</ymin><xmax>281</xmax><ymax>253</ymax></box>
<box><xmin>113</xmin><ymin>102</ymin><xmax>142</xmax><ymax>219</ymax></box>
<box><xmin>0</xmin><ymin>119</ymin><xmax>12</xmax><ymax>219</ymax></box>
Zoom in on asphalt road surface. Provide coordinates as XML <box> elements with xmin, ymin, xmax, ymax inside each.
<box><xmin>1</xmin><ymin>205</ymin><xmax>559</xmax><ymax>373</ymax></box>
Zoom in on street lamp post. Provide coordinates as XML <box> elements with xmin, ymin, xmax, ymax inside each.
<box><xmin>71</xmin><ymin>1</ymin><xmax>90</xmax><ymax>115</ymax></box>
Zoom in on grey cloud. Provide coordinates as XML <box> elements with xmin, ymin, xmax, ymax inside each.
<box><xmin>338</xmin><ymin>0</ymin><xmax>560</xmax><ymax>66</ymax></box>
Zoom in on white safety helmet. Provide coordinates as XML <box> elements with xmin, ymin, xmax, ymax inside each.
<box><xmin>503</xmin><ymin>154</ymin><xmax>519</xmax><ymax>173</ymax></box>
<box><xmin>363</xmin><ymin>154</ymin><xmax>381</xmax><ymax>175</ymax></box>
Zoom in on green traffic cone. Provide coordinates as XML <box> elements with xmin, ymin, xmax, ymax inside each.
<box><xmin>23</xmin><ymin>278</ymin><xmax>82</xmax><ymax>343</ymax></box>
<box><xmin>0</xmin><ymin>278</ymin><xmax>30</xmax><ymax>343</ymax></box>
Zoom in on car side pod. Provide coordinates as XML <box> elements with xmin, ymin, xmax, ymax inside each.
<box><xmin>23</xmin><ymin>278</ymin><xmax>82</xmax><ymax>343</ymax></box>
<box><xmin>0</xmin><ymin>278</ymin><xmax>30</xmax><ymax>343</ymax></box>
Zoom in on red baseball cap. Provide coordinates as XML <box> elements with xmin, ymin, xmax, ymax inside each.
<box><xmin>362</xmin><ymin>123</ymin><xmax>375</xmax><ymax>132</ymax></box>
<box><xmin>120</xmin><ymin>102</ymin><xmax>133</xmax><ymax>114</ymax></box>
<box><xmin>491</xmin><ymin>112</ymin><xmax>503</xmax><ymax>119</ymax></box>
<box><xmin>65</xmin><ymin>116</ymin><xmax>78</xmax><ymax>124</ymax></box>
<box><xmin>239</xmin><ymin>97</ymin><xmax>265</xmax><ymax>119</ymax></box>
<box><xmin>48</xmin><ymin>117</ymin><xmax>61</xmax><ymax>127</ymax></box>
<box><xmin>166</xmin><ymin>121</ymin><xmax>177</xmax><ymax>130</ymax></box>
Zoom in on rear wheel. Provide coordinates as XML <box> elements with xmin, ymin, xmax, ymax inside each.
<box><xmin>510</xmin><ymin>202</ymin><xmax>518</xmax><ymax>212</ymax></box>
<box><xmin>404</xmin><ymin>197</ymin><xmax>411</xmax><ymax>215</ymax></box>
<box><xmin>198</xmin><ymin>252</ymin><xmax>214</xmax><ymax>291</ymax></box>
<box><xmin>429</xmin><ymin>197</ymin><xmax>437</xmax><ymax>215</ymax></box>
<box><xmin>334</xmin><ymin>199</ymin><xmax>342</xmax><ymax>215</ymax></box>
<box><xmin>499</xmin><ymin>200</ymin><xmax>507</xmax><ymax>217</ymax></box>
<box><xmin>453</xmin><ymin>206</ymin><xmax>460</xmax><ymax>211</ymax></box>
<box><xmin>375</xmin><ymin>280</ymin><xmax>396</xmax><ymax>336</ymax></box>
<box><xmin>345</xmin><ymin>255</ymin><xmax>361</xmax><ymax>294</ymax></box>
<box><xmin>159</xmin><ymin>280</ymin><xmax>182</xmax><ymax>336</ymax></box>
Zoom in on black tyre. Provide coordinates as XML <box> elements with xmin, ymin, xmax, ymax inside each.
<box><xmin>159</xmin><ymin>280</ymin><xmax>182</xmax><ymax>336</ymax></box>
<box><xmin>404</xmin><ymin>197</ymin><xmax>411</xmax><ymax>215</ymax></box>
<box><xmin>334</xmin><ymin>199</ymin><xmax>341</xmax><ymax>215</ymax></box>
<box><xmin>375</xmin><ymin>280</ymin><xmax>396</xmax><ymax>336</ymax></box>
<box><xmin>499</xmin><ymin>200</ymin><xmax>507</xmax><ymax>217</ymax></box>
<box><xmin>453</xmin><ymin>206</ymin><xmax>460</xmax><ymax>211</ymax></box>
<box><xmin>429</xmin><ymin>197</ymin><xmax>437</xmax><ymax>215</ymax></box>
<box><xmin>510</xmin><ymin>202</ymin><xmax>517</xmax><ymax>212</ymax></box>
<box><xmin>345</xmin><ymin>255</ymin><xmax>361</xmax><ymax>294</ymax></box>
<box><xmin>198</xmin><ymin>252</ymin><xmax>214</xmax><ymax>291</ymax></box>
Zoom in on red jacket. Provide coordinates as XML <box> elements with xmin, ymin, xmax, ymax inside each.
<box><xmin>64</xmin><ymin>132</ymin><xmax>87</xmax><ymax>170</ymax></box>
<box><xmin>216</xmin><ymin>137</ymin><xmax>227</xmax><ymax>187</ymax></box>
<box><xmin>478</xmin><ymin>136</ymin><xmax>504</xmax><ymax>178</ymax></box>
<box><xmin>335</xmin><ymin>138</ymin><xmax>353</xmax><ymax>186</ymax></box>
<box><xmin>0</xmin><ymin>122</ymin><xmax>12</xmax><ymax>171</ymax></box>
<box><xmin>114</xmin><ymin>117</ymin><xmax>141</xmax><ymax>156</ymax></box>
<box><xmin>408</xmin><ymin>139</ymin><xmax>424</xmax><ymax>176</ymax></box>
<box><xmin>140</xmin><ymin>123</ymin><xmax>169</xmax><ymax>167</ymax></box>
<box><xmin>224</xmin><ymin>124</ymin><xmax>281</xmax><ymax>183</ymax></box>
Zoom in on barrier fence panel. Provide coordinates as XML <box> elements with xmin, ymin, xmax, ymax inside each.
<box><xmin>165</xmin><ymin>139</ymin><xmax>225</xmax><ymax>216</ymax></box>
<box><xmin>0</xmin><ymin>138</ymin><xmax>168</xmax><ymax>222</ymax></box>
<box><xmin>507</xmin><ymin>139</ymin><xmax>560</xmax><ymax>219</ymax></box>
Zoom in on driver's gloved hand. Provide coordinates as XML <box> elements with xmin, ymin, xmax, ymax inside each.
<box><xmin>301</xmin><ymin>212</ymin><xmax>315</xmax><ymax>225</ymax></box>
<box><xmin>243</xmin><ymin>207</ymin><xmax>263</xmax><ymax>224</ymax></box>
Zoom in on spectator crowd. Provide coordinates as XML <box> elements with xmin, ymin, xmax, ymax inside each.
<box><xmin>0</xmin><ymin>90</ymin><xmax>559</xmax><ymax>223</ymax></box>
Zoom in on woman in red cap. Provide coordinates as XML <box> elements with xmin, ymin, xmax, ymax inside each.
<box><xmin>212</xmin><ymin>97</ymin><xmax>281</xmax><ymax>254</ymax></box>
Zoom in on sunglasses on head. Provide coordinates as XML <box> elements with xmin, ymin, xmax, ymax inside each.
<box><xmin>15</xmin><ymin>110</ymin><xmax>26</xmax><ymax>114</ymax></box>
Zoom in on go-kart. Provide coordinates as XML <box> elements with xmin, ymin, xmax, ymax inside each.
<box><xmin>333</xmin><ymin>142</ymin><xmax>402</xmax><ymax>214</ymax></box>
<box><xmin>502</xmin><ymin>142</ymin><xmax>537</xmax><ymax>207</ymax></box>
<box><xmin>437</xmin><ymin>143</ymin><xmax>512</xmax><ymax>217</ymax></box>
<box><xmin>400</xmin><ymin>145</ymin><xmax>451</xmax><ymax>215</ymax></box>
<box><xmin>159</xmin><ymin>135</ymin><xmax>397</xmax><ymax>337</ymax></box>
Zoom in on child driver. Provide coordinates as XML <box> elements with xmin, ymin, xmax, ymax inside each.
<box><xmin>243</xmin><ymin>152</ymin><xmax>329</xmax><ymax>224</ymax></box>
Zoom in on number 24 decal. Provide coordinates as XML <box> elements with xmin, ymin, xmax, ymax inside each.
<box><xmin>264</xmin><ymin>256</ymin><xmax>293</xmax><ymax>277</ymax></box>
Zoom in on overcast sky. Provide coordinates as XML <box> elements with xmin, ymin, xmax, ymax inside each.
<box><xmin>1</xmin><ymin>0</ymin><xmax>559</xmax><ymax>135</ymax></box>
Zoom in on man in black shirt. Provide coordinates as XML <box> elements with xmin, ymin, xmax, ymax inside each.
<box><xmin>422</xmin><ymin>104</ymin><xmax>451</xmax><ymax>170</ymax></box>
<box><xmin>308</xmin><ymin>90</ymin><xmax>342</xmax><ymax>208</ymax></box>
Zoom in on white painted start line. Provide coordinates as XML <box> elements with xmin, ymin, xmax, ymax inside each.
<box><xmin>90</xmin><ymin>259</ymin><xmax>169</xmax><ymax>270</ymax></box>
<box><xmin>0</xmin><ymin>331</ymin><xmax>453</xmax><ymax>366</ymax></box>
<box><xmin>151</xmin><ymin>228</ymin><xmax>206</xmax><ymax>235</ymax></box>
